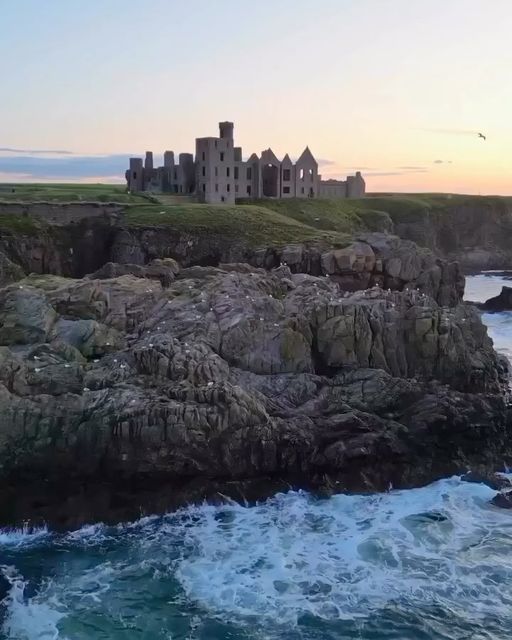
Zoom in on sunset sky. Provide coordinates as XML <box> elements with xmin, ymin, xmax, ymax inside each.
<box><xmin>1</xmin><ymin>0</ymin><xmax>511</xmax><ymax>194</ymax></box>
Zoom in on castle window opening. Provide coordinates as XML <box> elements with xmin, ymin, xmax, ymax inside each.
<box><xmin>202</xmin><ymin>166</ymin><xmax>206</xmax><ymax>177</ymax></box>
<box><xmin>234</xmin><ymin>167</ymin><xmax>239</xmax><ymax>179</ymax></box>
<box><xmin>220</xmin><ymin>152</ymin><xmax>225</xmax><ymax>161</ymax></box>
<box><xmin>247</xmin><ymin>185</ymin><xmax>251</xmax><ymax>195</ymax></box>
<box><xmin>246</xmin><ymin>168</ymin><xmax>252</xmax><ymax>180</ymax></box>
<box><xmin>300</xmin><ymin>169</ymin><xmax>305</xmax><ymax>181</ymax></box>
<box><xmin>283</xmin><ymin>186</ymin><xmax>290</xmax><ymax>194</ymax></box>
<box><xmin>215</xmin><ymin>167</ymin><xmax>218</xmax><ymax>177</ymax></box>
<box><xmin>133</xmin><ymin>172</ymin><xmax>137</xmax><ymax>179</ymax></box>
<box><xmin>283</xmin><ymin>169</ymin><xmax>291</xmax><ymax>181</ymax></box>
<box><xmin>301</xmin><ymin>187</ymin><xmax>304</xmax><ymax>194</ymax></box>
<box><xmin>309</xmin><ymin>168</ymin><xmax>314</xmax><ymax>181</ymax></box>
<box><xmin>227</xmin><ymin>167</ymin><xmax>230</xmax><ymax>177</ymax></box>
<box><xmin>174</xmin><ymin>170</ymin><xmax>177</xmax><ymax>180</ymax></box>
<box><xmin>202</xmin><ymin>152</ymin><xmax>205</xmax><ymax>161</ymax></box>
<box><xmin>227</xmin><ymin>184</ymin><xmax>231</xmax><ymax>192</ymax></box>
<box><xmin>221</xmin><ymin>196</ymin><xmax>225</xmax><ymax>202</ymax></box>
<box><xmin>202</xmin><ymin>184</ymin><xmax>206</xmax><ymax>192</ymax></box>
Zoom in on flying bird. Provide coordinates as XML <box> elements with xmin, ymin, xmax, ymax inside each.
<box><xmin>478</xmin><ymin>132</ymin><xmax>486</xmax><ymax>140</ymax></box>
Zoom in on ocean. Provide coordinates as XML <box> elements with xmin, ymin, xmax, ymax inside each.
<box><xmin>1</xmin><ymin>273</ymin><xmax>511</xmax><ymax>640</ymax></box>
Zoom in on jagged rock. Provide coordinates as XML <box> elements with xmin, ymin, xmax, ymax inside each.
<box><xmin>0</xmin><ymin>263</ymin><xmax>509</xmax><ymax>527</ymax></box>
<box><xmin>461</xmin><ymin>470</ymin><xmax>512</xmax><ymax>491</ymax></box>
<box><xmin>87</xmin><ymin>258</ymin><xmax>179</xmax><ymax>287</ymax></box>
<box><xmin>0</xmin><ymin>251</ymin><xmax>24</xmax><ymax>287</ymax></box>
<box><xmin>0</xmin><ymin>285</ymin><xmax>57</xmax><ymax>345</ymax></box>
<box><xmin>492</xmin><ymin>491</ymin><xmax>512</xmax><ymax>509</ymax></box>
<box><xmin>479</xmin><ymin>286</ymin><xmax>512</xmax><ymax>312</ymax></box>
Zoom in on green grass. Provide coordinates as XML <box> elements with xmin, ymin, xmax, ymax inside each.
<box><xmin>0</xmin><ymin>183</ymin><xmax>150</xmax><ymax>204</ymax></box>
<box><xmin>238</xmin><ymin>198</ymin><xmax>370</xmax><ymax>234</ymax></box>
<box><xmin>125</xmin><ymin>203</ymin><xmax>353</xmax><ymax>246</ymax></box>
<box><xmin>366</xmin><ymin>193</ymin><xmax>512</xmax><ymax>213</ymax></box>
<box><xmin>0</xmin><ymin>213</ymin><xmax>45</xmax><ymax>235</ymax></box>
<box><xmin>124</xmin><ymin>194</ymin><xmax>512</xmax><ymax>247</ymax></box>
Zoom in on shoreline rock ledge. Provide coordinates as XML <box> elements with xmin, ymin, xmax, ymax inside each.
<box><xmin>0</xmin><ymin>253</ymin><xmax>509</xmax><ymax>529</ymax></box>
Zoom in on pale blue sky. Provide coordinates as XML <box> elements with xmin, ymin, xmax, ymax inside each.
<box><xmin>1</xmin><ymin>0</ymin><xmax>511</xmax><ymax>193</ymax></box>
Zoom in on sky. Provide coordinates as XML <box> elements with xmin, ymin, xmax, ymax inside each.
<box><xmin>1</xmin><ymin>0</ymin><xmax>511</xmax><ymax>194</ymax></box>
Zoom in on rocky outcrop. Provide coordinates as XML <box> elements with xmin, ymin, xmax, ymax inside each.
<box><xmin>109</xmin><ymin>228</ymin><xmax>465</xmax><ymax>307</ymax></box>
<box><xmin>0</xmin><ymin>251</ymin><xmax>24</xmax><ymax>288</ymax></box>
<box><xmin>86</xmin><ymin>257</ymin><xmax>180</xmax><ymax>287</ymax></box>
<box><xmin>0</xmin><ymin>207</ymin><xmax>466</xmax><ymax>306</ymax></box>
<box><xmin>0</xmin><ymin>264</ymin><xmax>508</xmax><ymax>528</ymax></box>
<box><xmin>479</xmin><ymin>286</ymin><xmax>512</xmax><ymax>312</ymax></box>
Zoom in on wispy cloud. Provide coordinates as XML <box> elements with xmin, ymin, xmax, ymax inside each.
<box><xmin>317</xmin><ymin>158</ymin><xmax>337</xmax><ymax>166</ymax></box>
<box><xmin>434</xmin><ymin>159</ymin><xmax>453</xmax><ymax>164</ymax></box>
<box><xmin>341</xmin><ymin>166</ymin><xmax>377</xmax><ymax>172</ymax></box>
<box><xmin>365</xmin><ymin>167</ymin><xmax>430</xmax><ymax>177</ymax></box>
<box><xmin>0</xmin><ymin>147</ymin><xmax>74</xmax><ymax>155</ymax></box>
<box><xmin>417</xmin><ymin>128</ymin><xmax>480</xmax><ymax>136</ymax></box>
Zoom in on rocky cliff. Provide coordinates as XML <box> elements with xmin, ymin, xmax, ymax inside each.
<box><xmin>363</xmin><ymin>195</ymin><xmax>512</xmax><ymax>271</ymax></box>
<box><xmin>0</xmin><ymin>256</ymin><xmax>508</xmax><ymax>528</ymax></box>
<box><xmin>0</xmin><ymin>199</ymin><xmax>510</xmax><ymax>528</ymax></box>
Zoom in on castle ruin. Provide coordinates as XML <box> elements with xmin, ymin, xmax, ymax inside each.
<box><xmin>126</xmin><ymin>121</ymin><xmax>365</xmax><ymax>203</ymax></box>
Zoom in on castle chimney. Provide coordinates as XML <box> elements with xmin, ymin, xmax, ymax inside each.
<box><xmin>144</xmin><ymin>151</ymin><xmax>154</xmax><ymax>172</ymax></box>
<box><xmin>219</xmin><ymin>121</ymin><xmax>234</xmax><ymax>140</ymax></box>
<box><xmin>163</xmin><ymin>151</ymin><xmax>174</xmax><ymax>168</ymax></box>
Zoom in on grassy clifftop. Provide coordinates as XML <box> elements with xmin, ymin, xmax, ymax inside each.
<box><xmin>2</xmin><ymin>184</ymin><xmax>512</xmax><ymax>250</ymax></box>
<box><xmin>124</xmin><ymin>203</ymin><xmax>355</xmax><ymax>246</ymax></box>
<box><xmin>0</xmin><ymin>183</ymin><xmax>150</xmax><ymax>204</ymax></box>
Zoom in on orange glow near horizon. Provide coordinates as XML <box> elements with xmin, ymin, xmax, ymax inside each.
<box><xmin>0</xmin><ymin>0</ymin><xmax>511</xmax><ymax>194</ymax></box>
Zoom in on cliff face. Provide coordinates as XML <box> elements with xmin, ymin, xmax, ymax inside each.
<box><xmin>0</xmin><ymin>201</ymin><xmax>509</xmax><ymax>527</ymax></box>
<box><xmin>375</xmin><ymin>197</ymin><xmax>512</xmax><ymax>271</ymax></box>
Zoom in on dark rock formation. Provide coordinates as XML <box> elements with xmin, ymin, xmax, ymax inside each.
<box><xmin>0</xmin><ymin>262</ymin><xmax>508</xmax><ymax>529</ymax></box>
<box><xmin>108</xmin><ymin>228</ymin><xmax>464</xmax><ymax>307</ymax></box>
<box><xmin>479</xmin><ymin>286</ymin><xmax>512</xmax><ymax>312</ymax></box>
<box><xmin>492</xmin><ymin>491</ymin><xmax>512</xmax><ymax>509</ymax></box>
<box><xmin>461</xmin><ymin>470</ymin><xmax>512</xmax><ymax>491</ymax></box>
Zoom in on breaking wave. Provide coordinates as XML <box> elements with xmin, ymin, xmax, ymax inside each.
<box><xmin>1</xmin><ymin>477</ymin><xmax>512</xmax><ymax>639</ymax></box>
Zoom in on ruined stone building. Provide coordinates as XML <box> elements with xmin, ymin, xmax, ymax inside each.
<box><xmin>126</xmin><ymin>121</ymin><xmax>365</xmax><ymax>204</ymax></box>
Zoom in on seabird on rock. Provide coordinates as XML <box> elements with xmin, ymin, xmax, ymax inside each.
<box><xmin>478</xmin><ymin>132</ymin><xmax>486</xmax><ymax>140</ymax></box>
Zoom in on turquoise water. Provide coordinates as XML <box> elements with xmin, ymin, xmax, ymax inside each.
<box><xmin>1</xmin><ymin>273</ymin><xmax>512</xmax><ymax>640</ymax></box>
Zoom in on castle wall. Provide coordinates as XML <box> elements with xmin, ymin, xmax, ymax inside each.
<box><xmin>347</xmin><ymin>172</ymin><xmax>366</xmax><ymax>198</ymax></box>
<box><xmin>295</xmin><ymin>155</ymin><xmax>318</xmax><ymax>198</ymax></box>
<box><xmin>280</xmin><ymin>156</ymin><xmax>295</xmax><ymax>198</ymax></box>
<box><xmin>196</xmin><ymin>125</ymin><xmax>235</xmax><ymax>204</ymax></box>
<box><xmin>319</xmin><ymin>180</ymin><xmax>347</xmax><ymax>199</ymax></box>
<box><xmin>128</xmin><ymin>158</ymin><xmax>144</xmax><ymax>192</ymax></box>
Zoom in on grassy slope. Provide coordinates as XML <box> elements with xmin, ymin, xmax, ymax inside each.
<box><xmin>0</xmin><ymin>183</ymin><xmax>149</xmax><ymax>204</ymax></box>
<box><xmin>2</xmin><ymin>183</ymin><xmax>511</xmax><ymax>246</ymax></box>
<box><xmin>125</xmin><ymin>203</ymin><xmax>354</xmax><ymax>246</ymax></box>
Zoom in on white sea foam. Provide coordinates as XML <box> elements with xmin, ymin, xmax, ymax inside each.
<box><xmin>1</xmin><ymin>566</ymin><xmax>66</xmax><ymax>640</ymax></box>
<box><xmin>1</xmin><ymin>478</ymin><xmax>512</xmax><ymax>638</ymax></box>
<box><xmin>172</xmin><ymin>478</ymin><xmax>512</xmax><ymax>626</ymax></box>
<box><xmin>0</xmin><ymin>525</ymin><xmax>49</xmax><ymax>548</ymax></box>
